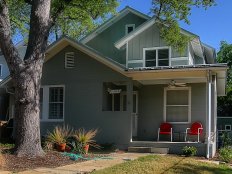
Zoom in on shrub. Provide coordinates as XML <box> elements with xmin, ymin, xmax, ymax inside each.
<box><xmin>66</xmin><ymin>128</ymin><xmax>100</xmax><ymax>154</ymax></box>
<box><xmin>219</xmin><ymin>146</ymin><xmax>232</xmax><ymax>163</ymax></box>
<box><xmin>72</xmin><ymin>128</ymin><xmax>100</xmax><ymax>148</ymax></box>
<box><xmin>182</xmin><ymin>146</ymin><xmax>197</xmax><ymax>157</ymax></box>
<box><xmin>221</xmin><ymin>132</ymin><xmax>232</xmax><ymax>147</ymax></box>
<box><xmin>46</xmin><ymin>125</ymin><xmax>73</xmax><ymax>145</ymax></box>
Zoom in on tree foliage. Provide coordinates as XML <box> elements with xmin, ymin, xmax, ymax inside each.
<box><xmin>0</xmin><ymin>0</ymin><xmax>118</xmax><ymax>157</ymax></box>
<box><xmin>152</xmin><ymin>0</ymin><xmax>215</xmax><ymax>53</ymax></box>
<box><xmin>7</xmin><ymin>0</ymin><xmax>118</xmax><ymax>40</ymax></box>
<box><xmin>217</xmin><ymin>41</ymin><xmax>232</xmax><ymax>116</ymax></box>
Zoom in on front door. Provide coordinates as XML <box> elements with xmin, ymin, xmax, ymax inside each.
<box><xmin>132</xmin><ymin>91</ymin><xmax>138</xmax><ymax>137</ymax></box>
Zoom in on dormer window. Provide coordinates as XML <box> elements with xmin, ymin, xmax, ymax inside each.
<box><xmin>125</xmin><ymin>24</ymin><xmax>135</xmax><ymax>34</ymax></box>
<box><xmin>144</xmin><ymin>47</ymin><xmax>170</xmax><ymax>67</ymax></box>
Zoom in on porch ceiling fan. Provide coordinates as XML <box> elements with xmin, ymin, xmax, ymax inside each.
<box><xmin>168</xmin><ymin>80</ymin><xmax>186</xmax><ymax>88</ymax></box>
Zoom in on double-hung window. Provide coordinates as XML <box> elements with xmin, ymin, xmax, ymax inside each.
<box><xmin>144</xmin><ymin>47</ymin><xmax>170</xmax><ymax>67</ymax></box>
<box><xmin>40</xmin><ymin>85</ymin><xmax>65</xmax><ymax>121</ymax></box>
<box><xmin>164</xmin><ymin>87</ymin><xmax>191</xmax><ymax>123</ymax></box>
<box><xmin>49</xmin><ymin>87</ymin><xmax>64</xmax><ymax>119</ymax></box>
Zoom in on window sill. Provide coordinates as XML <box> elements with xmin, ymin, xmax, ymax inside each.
<box><xmin>167</xmin><ymin>122</ymin><xmax>190</xmax><ymax>124</ymax></box>
<box><xmin>40</xmin><ymin>119</ymin><xmax>64</xmax><ymax>122</ymax></box>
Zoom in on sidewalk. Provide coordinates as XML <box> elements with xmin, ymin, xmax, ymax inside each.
<box><xmin>14</xmin><ymin>152</ymin><xmax>149</xmax><ymax>174</ymax></box>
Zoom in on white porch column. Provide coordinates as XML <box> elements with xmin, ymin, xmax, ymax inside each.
<box><xmin>127</xmin><ymin>80</ymin><xmax>133</xmax><ymax>142</ymax></box>
<box><xmin>206</xmin><ymin>70</ymin><xmax>212</xmax><ymax>159</ymax></box>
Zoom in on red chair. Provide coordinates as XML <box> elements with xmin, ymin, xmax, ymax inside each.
<box><xmin>185</xmin><ymin>122</ymin><xmax>203</xmax><ymax>142</ymax></box>
<box><xmin>157</xmin><ymin>122</ymin><xmax>173</xmax><ymax>142</ymax></box>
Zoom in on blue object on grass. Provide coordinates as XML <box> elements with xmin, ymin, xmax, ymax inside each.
<box><xmin>62</xmin><ymin>152</ymin><xmax>113</xmax><ymax>161</ymax></box>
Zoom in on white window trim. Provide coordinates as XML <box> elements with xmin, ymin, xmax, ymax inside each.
<box><xmin>125</xmin><ymin>24</ymin><xmax>135</xmax><ymax>35</ymax></box>
<box><xmin>40</xmin><ymin>85</ymin><xmax>65</xmax><ymax>122</ymax></box>
<box><xmin>225</xmin><ymin>125</ymin><xmax>231</xmax><ymax>131</ymax></box>
<box><xmin>163</xmin><ymin>86</ymin><xmax>191</xmax><ymax>124</ymax></box>
<box><xmin>143</xmin><ymin>46</ymin><xmax>171</xmax><ymax>67</ymax></box>
<box><xmin>0</xmin><ymin>64</ymin><xmax>2</xmax><ymax>77</ymax></box>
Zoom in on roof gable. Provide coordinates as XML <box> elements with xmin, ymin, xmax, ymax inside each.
<box><xmin>115</xmin><ymin>17</ymin><xmax>198</xmax><ymax>49</ymax></box>
<box><xmin>46</xmin><ymin>36</ymin><xmax>126</xmax><ymax>75</ymax></box>
<box><xmin>80</xmin><ymin>6</ymin><xmax>150</xmax><ymax>44</ymax></box>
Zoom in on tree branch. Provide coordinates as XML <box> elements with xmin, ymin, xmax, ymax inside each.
<box><xmin>0</xmin><ymin>0</ymin><xmax>23</xmax><ymax>76</ymax></box>
<box><xmin>24</xmin><ymin>0</ymin><xmax>52</xmax><ymax>61</ymax></box>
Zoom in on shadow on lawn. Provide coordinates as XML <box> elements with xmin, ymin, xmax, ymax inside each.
<box><xmin>162</xmin><ymin>157</ymin><xmax>232</xmax><ymax>174</ymax></box>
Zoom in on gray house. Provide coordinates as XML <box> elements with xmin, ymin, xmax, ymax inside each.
<box><xmin>0</xmin><ymin>7</ymin><xmax>228</xmax><ymax>158</ymax></box>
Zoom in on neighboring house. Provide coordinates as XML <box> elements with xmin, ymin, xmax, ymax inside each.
<box><xmin>0</xmin><ymin>43</ymin><xmax>26</xmax><ymax>120</ymax></box>
<box><xmin>218</xmin><ymin>117</ymin><xmax>232</xmax><ymax>132</ymax></box>
<box><xmin>0</xmin><ymin>7</ymin><xmax>228</xmax><ymax>158</ymax></box>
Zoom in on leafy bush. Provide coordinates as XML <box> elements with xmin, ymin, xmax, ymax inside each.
<box><xmin>221</xmin><ymin>132</ymin><xmax>232</xmax><ymax>147</ymax></box>
<box><xmin>219</xmin><ymin>146</ymin><xmax>232</xmax><ymax>163</ymax></box>
<box><xmin>182</xmin><ymin>146</ymin><xmax>197</xmax><ymax>157</ymax></box>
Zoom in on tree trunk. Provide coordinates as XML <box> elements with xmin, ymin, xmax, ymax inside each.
<box><xmin>14</xmin><ymin>59</ymin><xmax>44</xmax><ymax>157</ymax></box>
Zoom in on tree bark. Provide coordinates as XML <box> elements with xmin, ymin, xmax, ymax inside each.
<box><xmin>0</xmin><ymin>0</ymin><xmax>52</xmax><ymax>157</ymax></box>
<box><xmin>14</xmin><ymin>59</ymin><xmax>44</xmax><ymax>157</ymax></box>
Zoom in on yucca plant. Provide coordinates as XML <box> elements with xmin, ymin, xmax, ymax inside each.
<box><xmin>46</xmin><ymin>125</ymin><xmax>73</xmax><ymax>145</ymax></box>
<box><xmin>72</xmin><ymin>128</ymin><xmax>100</xmax><ymax>149</ymax></box>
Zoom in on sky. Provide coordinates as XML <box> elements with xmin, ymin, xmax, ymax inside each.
<box><xmin>118</xmin><ymin>0</ymin><xmax>232</xmax><ymax>51</ymax></box>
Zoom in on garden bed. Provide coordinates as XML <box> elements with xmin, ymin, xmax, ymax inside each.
<box><xmin>0</xmin><ymin>143</ymin><xmax>109</xmax><ymax>172</ymax></box>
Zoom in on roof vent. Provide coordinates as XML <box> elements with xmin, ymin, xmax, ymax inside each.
<box><xmin>65</xmin><ymin>52</ymin><xmax>75</xmax><ymax>69</ymax></box>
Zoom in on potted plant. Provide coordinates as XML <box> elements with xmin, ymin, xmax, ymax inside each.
<box><xmin>72</xmin><ymin>128</ymin><xmax>100</xmax><ymax>154</ymax></box>
<box><xmin>46</xmin><ymin>125</ymin><xmax>72</xmax><ymax>152</ymax></box>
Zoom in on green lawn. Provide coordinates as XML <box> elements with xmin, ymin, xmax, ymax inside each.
<box><xmin>92</xmin><ymin>155</ymin><xmax>232</xmax><ymax>174</ymax></box>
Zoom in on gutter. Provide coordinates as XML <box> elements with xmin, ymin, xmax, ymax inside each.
<box><xmin>206</xmin><ymin>70</ymin><xmax>212</xmax><ymax>159</ymax></box>
<box><xmin>124</xmin><ymin>64</ymin><xmax>228</xmax><ymax>74</ymax></box>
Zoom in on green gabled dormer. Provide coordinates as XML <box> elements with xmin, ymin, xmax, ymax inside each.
<box><xmin>81</xmin><ymin>6</ymin><xmax>150</xmax><ymax>65</ymax></box>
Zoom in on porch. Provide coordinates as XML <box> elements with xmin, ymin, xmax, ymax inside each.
<box><xmin>128</xmin><ymin>141</ymin><xmax>210</xmax><ymax>156</ymax></box>
<box><xmin>124</xmin><ymin>69</ymin><xmax>220</xmax><ymax>158</ymax></box>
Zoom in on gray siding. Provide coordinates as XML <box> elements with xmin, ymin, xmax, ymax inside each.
<box><xmin>128</xmin><ymin>24</ymin><xmax>188</xmax><ymax>68</ymax></box>
<box><xmin>86</xmin><ymin>12</ymin><xmax>147</xmax><ymax>65</ymax></box>
<box><xmin>41</xmin><ymin>46</ymin><xmax>133</xmax><ymax>146</ymax></box>
<box><xmin>137</xmin><ymin>83</ymin><xmax>206</xmax><ymax>141</ymax></box>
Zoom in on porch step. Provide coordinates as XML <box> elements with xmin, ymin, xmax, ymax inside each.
<box><xmin>128</xmin><ymin>147</ymin><xmax>169</xmax><ymax>154</ymax></box>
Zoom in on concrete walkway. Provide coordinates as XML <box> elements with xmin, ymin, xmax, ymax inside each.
<box><xmin>14</xmin><ymin>152</ymin><xmax>149</xmax><ymax>174</ymax></box>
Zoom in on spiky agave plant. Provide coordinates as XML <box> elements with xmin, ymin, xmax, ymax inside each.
<box><xmin>46</xmin><ymin>125</ymin><xmax>73</xmax><ymax>144</ymax></box>
<box><xmin>73</xmin><ymin>128</ymin><xmax>100</xmax><ymax>149</ymax></box>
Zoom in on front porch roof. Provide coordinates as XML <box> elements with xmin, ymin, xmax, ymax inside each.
<box><xmin>125</xmin><ymin>64</ymin><xmax>228</xmax><ymax>96</ymax></box>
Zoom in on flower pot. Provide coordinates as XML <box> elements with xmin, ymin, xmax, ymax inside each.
<box><xmin>57</xmin><ymin>143</ymin><xmax>66</xmax><ymax>152</ymax></box>
<box><xmin>83</xmin><ymin>144</ymin><xmax>89</xmax><ymax>154</ymax></box>
<box><xmin>65</xmin><ymin>145</ymin><xmax>71</xmax><ymax>152</ymax></box>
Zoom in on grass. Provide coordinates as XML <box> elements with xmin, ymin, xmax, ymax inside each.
<box><xmin>0</xmin><ymin>143</ymin><xmax>15</xmax><ymax>149</ymax></box>
<box><xmin>92</xmin><ymin>155</ymin><xmax>232</xmax><ymax>174</ymax></box>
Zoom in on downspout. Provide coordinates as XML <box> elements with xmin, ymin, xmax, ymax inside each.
<box><xmin>206</xmin><ymin>70</ymin><xmax>212</xmax><ymax>159</ymax></box>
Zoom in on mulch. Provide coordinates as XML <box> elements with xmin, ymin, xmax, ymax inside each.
<box><xmin>0</xmin><ymin>149</ymin><xmax>83</xmax><ymax>172</ymax></box>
